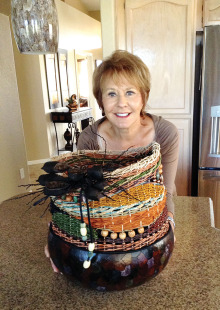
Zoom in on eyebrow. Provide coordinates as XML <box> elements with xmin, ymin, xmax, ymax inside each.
<box><xmin>104</xmin><ymin>87</ymin><xmax>137</xmax><ymax>91</ymax></box>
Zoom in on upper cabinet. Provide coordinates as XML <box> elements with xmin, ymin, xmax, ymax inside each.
<box><xmin>203</xmin><ymin>0</ymin><xmax>220</xmax><ymax>26</ymax></box>
<box><xmin>125</xmin><ymin>0</ymin><xmax>196</xmax><ymax>115</ymax></box>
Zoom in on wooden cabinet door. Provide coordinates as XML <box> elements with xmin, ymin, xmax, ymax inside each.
<box><xmin>166</xmin><ymin>118</ymin><xmax>192</xmax><ymax>196</ymax></box>
<box><xmin>203</xmin><ymin>0</ymin><xmax>220</xmax><ymax>26</ymax></box>
<box><xmin>125</xmin><ymin>0</ymin><xmax>196</xmax><ymax>114</ymax></box>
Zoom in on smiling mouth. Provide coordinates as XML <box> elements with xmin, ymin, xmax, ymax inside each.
<box><xmin>115</xmin><ymin>113</ymin><xmax>130</xmax><ymax>117</ymax></box>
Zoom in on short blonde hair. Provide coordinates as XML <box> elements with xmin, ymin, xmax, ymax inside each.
<box><xmin>93</xmin><ymin>50</ymin><xmax>151</xmax><ymax>115</ymax></box>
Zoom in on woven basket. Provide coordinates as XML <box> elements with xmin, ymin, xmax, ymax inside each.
<box><xmin>49</xmin><ymin>142</ymin><xmax>167</xmax><ymax>250</ymax></box>
<box><xmin>46</xmin><ymin>142</ymin><xmax>174</xmax><ymax>290</ymax></box>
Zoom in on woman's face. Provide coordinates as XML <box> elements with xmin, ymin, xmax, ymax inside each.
<box><xmin>101</xmin><ymin>75</ymin><xmax>143</xmax><ymax>130</ymax></box>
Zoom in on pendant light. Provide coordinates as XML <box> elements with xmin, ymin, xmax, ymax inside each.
<box><xmin>11</xmin><ymin>0</ymin><xmax>59</xmax><ymax>54</ymax></box>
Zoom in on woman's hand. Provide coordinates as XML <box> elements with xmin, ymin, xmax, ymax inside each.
<box><xmin>44</xmin><ymin>244</ymin><xmax>60</xmax><ymax>273</ymax></box>
<box><xmin>167</xmin><ymin>212</ymin><xmax>176</xmax><ymax>243</ymax></box>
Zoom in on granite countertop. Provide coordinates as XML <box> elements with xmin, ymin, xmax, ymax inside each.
<box><xmin>0</xmin><ymin>196</ymin><xmax>219</xmax><ymax>310</ymax></box>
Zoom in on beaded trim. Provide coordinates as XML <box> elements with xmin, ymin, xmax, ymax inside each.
<box><xmin>50</xmin><ymin>221</ymin><xmax>170</xmax><ymax>252</ymax></box>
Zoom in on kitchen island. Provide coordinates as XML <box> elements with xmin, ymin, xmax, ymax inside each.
<box><xmin>0</xmin><ymin>196</ymin><xmax>219</xmax><ymax>310</ymax></box>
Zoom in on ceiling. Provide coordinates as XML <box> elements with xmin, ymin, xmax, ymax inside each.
<box><xmin>0</xmin><ymin>0</ymin><xmax>10</xmax><ymax>16</ymax></box>
<box><xmin>80</xmin><ymin>0</ymin><xmax>100</xmax><ymax>11</ymax></box>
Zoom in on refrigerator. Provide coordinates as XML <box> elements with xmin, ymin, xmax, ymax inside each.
<box><xmin>198</xmin><ymin>25</ymin><xmax>220</xmax><ymax>229</ymax></box>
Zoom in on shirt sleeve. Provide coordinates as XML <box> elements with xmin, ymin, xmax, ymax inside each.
<box><xmin>77</xmin><ymin>122</ymin><xmax>100</xmax><ymax>150</ymax></box>
<box><xmin>156</xmin><ymin>118</ymin><xmax>179</xmax><ymax>215</ymax></box>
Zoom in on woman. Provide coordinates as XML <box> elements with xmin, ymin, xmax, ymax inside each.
<box><xmin>77</xmin><ymin>50</ymin><xmax>179</xmax><ymax>231</ymax></box>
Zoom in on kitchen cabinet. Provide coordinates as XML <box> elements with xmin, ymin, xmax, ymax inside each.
<box><xmin>166</xmin><ymin>118</ymin><xmax>192</xmax><ymax>196</ymax></box>
<box><xmin>203</xmin><ymin>0</ymin><xmax>220</xmax><ymax>26</ymax></box>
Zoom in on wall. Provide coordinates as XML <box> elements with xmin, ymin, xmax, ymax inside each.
<box><xmin>62</xmin><ymin>0</ymin><xmax>89</xmax><ymax>14</ymax></box>
<box><xmin>0</xmin><ymin>1</ymin><xmax>10</xmax><ymax>16</ymax></box>
<box><xmin>0</xmin><ymin>13</ymin><xmax>30</xmax><ymax>202</ymax></box>
<box><xmin>55</xmin><ymin>0</ymin><xmax>102</xmax><ymax>51</ymax></box>
<box><xmin>100</xmin><ymin>0</ymin><xmax>117</xmax><ymax>57</ymax></box>
<box><xmin>88</xmin><ymin>11</ymin><xmax>101</xmax><ymax>21</ymax></box>
<box><xmin>62</xmin><ymin>0</ymin><xmax>101</xmax><ymax>21</ymax></box>
<box><xmin>12</xmin><ymin>43</ymin><xmax>51</xmax><ymax>162</ymax></box>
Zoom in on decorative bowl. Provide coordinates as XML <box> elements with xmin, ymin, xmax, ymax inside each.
<box><xmin>48</xmin><ymin>223</ymin><xmax>174</xmax><ymax>291</ymax></box>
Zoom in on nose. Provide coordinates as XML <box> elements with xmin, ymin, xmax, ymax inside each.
<box><xmin>117</xmin><ymin>93</ymin><xmax>128</xmax><ymax>107</ymax></box>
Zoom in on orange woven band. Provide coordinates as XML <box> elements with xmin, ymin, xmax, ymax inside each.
<box><xmin>75</xmin><ymin>195</ymin><xmax>166</xmax><ymax>232</ymax></box>
<box><xmin>88</xmin><ymin>182</ymin><xmax>165</xmax><ymax>209</ymax></box>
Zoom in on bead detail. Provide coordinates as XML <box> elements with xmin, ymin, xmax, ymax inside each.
<box><xmin>138</xmin><ymin>227</ymin><xmax>144</xmax><ymax>234</ymax></box>
<box><xmin>88</xmin><ymin>243</ymin><xmax>95</xmax><ymax>252</ymax></box>
<box><xmin>80</xmin><ymin>227</ymin><xmax>87</xmax><ymax>236</ymax></box>
<box><xmin>81</xmin><ymin>235</ymin><xmax>87</xmax><ymax>241</ymax></box>
<box><xmin>110</xmin><ymin>232</ymin><xmax>117</xmax><ymax>240</ymax></box>
<box><xmin>65</xmin><ymin>195</ymin><xmax>72</xmax><ymax>202</ymax></box>
<box><xmin>101</xmin><ymin>230</ymin><xmax>109</xmax><ymax>237</ymax></box>
<box><xmin>119</xmin><ymin>232</ymin><xmax>126</xmax><ymax>240</ymax></box>
<box><xmin>128</xmin><ymin>230</ymin><xmax>135</xmax><ymax>238</ymax></box>
<box><xmin>83</xmin><ymin>260</ymin><xmax>91</xmax><ymax>269</ymax></box>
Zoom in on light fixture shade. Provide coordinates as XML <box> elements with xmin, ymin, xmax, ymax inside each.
<box><xmin>11</xmin><ymin>0</ymin><xmax>59</xmax><ymax>54</ymax></box>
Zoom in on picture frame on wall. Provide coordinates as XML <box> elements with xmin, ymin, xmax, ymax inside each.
<box><xmin>44</xmin><ymin>53</ymin><xmax>61</xmax><ymax>109</ymax></box>
<box><xmin>44</xmin><ymin>49</ymin><xmax>69</xmax><ymax>109</ymax></box>
<box><xmin>58</xmin><ymin>49</ymin><xmax>69</xmax><ymax>107</ymax></box>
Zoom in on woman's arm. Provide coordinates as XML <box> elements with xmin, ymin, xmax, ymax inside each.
<box><xmin>77</xmin><ymin>119</ymin><xmax>104</xmax><ymax>150</ymax></box>
<box><xmin>155</xmin><ymin>118</ymin><xmax>179</xmax><ymax>218</ymax></box>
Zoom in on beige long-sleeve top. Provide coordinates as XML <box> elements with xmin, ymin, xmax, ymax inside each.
<box><xmin>77</xmin><ymin>113</ymin><xmax>179</xmax><ymax>215</ymax></box>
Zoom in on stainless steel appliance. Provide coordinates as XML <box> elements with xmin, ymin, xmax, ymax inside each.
<box><xmin>198</xmin><ymin>25</ymin><xmax>220</xmax><ymax>229</ymax></box>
